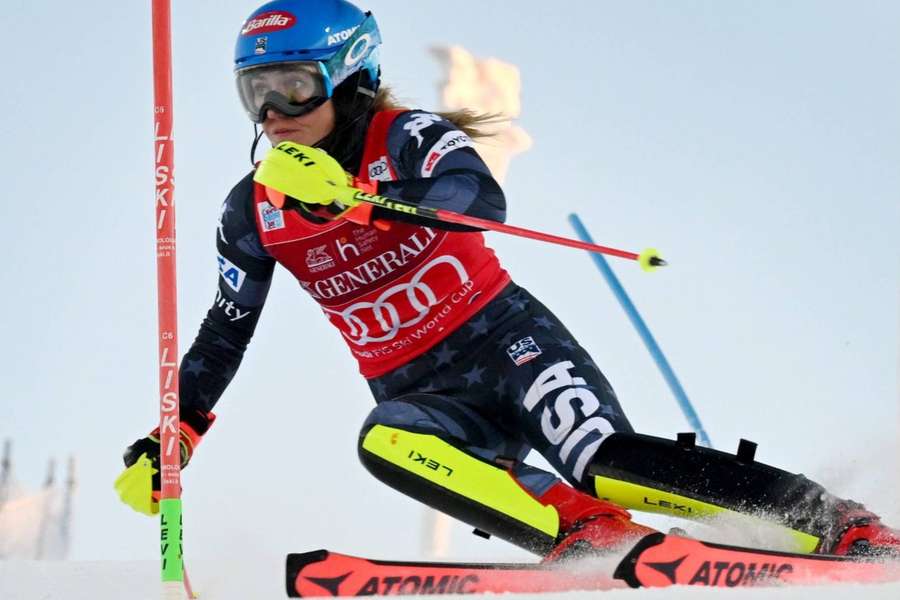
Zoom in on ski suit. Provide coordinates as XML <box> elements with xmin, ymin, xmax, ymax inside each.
<box><xmin>182</xmin><ymin>108</ymin><xmax>633</xmax><ymax>552</ymax></box>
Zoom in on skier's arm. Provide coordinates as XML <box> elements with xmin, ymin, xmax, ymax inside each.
<box><xmin>179</xmin><ymin>173</ymin><xmax>276</xmax><ymax>418</ymax></box>
<box><xmin>372</xmin><ymin>111</ymin><xmax>506</xmax><ymax>230</ymax></box>
<box><xmin>116</xmin><ymin>174</ymin><xmax>275</xmax><ymax>515</ymax></box>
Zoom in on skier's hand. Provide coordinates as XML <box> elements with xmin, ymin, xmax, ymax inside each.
<box><xmin>114</xmin><ymin>410</ymin><xmax>215</xmax><ymax>516</ymax></box>
<box><xmin>115</xmin><ymin>444</ymin><xmax>160</xmax><ymax>516</ymax></box>
<box><xmin>253</xmin><ymin>142</ymin><xmax>376</xmax><ymax>209</ymax></box>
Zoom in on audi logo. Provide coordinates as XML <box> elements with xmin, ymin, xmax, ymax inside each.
<box><xmin>323</xmin><ymin>255</ymin><xmax>470</xmax><ymax>345</ymax></box>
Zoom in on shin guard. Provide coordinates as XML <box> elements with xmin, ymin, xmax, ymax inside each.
<box><xmin>359</xmin><ymin>424</ymin><xmax>561</xmax><ymax>555</ymax></box>
<box><xmin>586</xmin><ymin>432</ymin><xmax>846</xmax><ymax>553</ymax></box>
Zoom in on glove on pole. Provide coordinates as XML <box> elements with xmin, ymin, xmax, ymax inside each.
<box><xmin>115</xmin><ymin>410</ymin><xmax>215</xmax><ymax>516</ymax></box>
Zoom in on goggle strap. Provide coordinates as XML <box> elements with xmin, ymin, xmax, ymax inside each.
<box><xmin>250</xmin><ymin>124</ymin><xmax>264</xmax><ymax>165</ymax></box>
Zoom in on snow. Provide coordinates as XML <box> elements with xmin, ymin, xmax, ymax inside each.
<box><xmin>2</xmin><ymin>559</ymin><xmax>900</xmax><ymax>599</ymax></box>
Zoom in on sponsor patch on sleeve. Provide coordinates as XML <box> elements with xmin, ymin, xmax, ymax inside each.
<box><xmin>403</xmin><ymin>112</ymin><xmax>444</xmax><ymax>147</ymax></box>
<box><xmin>421</xmin><ymin>130</ymin><xmax>475</xmax><ymax>177</ymax></box>
<box><xmin>367</xmin><ymin>156</ymin><xmax>393</xmax><ymax>181</ymax></box>
<box><xmin>507</xmin><ymin>336</ymin><xmax>542</xmax><ymax>366</ymax></box>
<box><xmin>217</xmin><ymin>254</ymin><xmax>247</xmax><ymax>292</ymax></box>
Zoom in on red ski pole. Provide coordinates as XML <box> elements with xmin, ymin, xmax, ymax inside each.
<box><xmin>346</xmin><ymin>190</ymin><xmax>667</xmax><ymax>271</ymax></box>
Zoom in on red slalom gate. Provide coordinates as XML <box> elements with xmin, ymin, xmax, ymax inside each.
<box><xmin>151</xmin><ymin>1</ymin><xmax>188</xmax><ymax>597</ymax></box>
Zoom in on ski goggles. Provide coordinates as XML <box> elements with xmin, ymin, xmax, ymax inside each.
<box><xmin>236</xmin><ymin>61</ymin><xmax>331</xmax><ymax>123</ymax></box>
<box><xmin>235</xmin><ymin>14</ymin><xmax>381</xmax><ymax>123</ymax></box>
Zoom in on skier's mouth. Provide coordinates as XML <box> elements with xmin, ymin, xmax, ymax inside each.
<box><xmin>272</xmin><ymin>127</ymin><xmax>303</xmax><ymax>136</ymax></box>
<box><xmin>267</xmin><ymin>127</ymin><xmax>310</xmax><ymax>144</ymax></box>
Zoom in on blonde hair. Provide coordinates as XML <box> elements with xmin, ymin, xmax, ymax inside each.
<box><xmin>372</xmin><ymin>85</ymin><xmax>503</xmax><ymax>140</ymax></box>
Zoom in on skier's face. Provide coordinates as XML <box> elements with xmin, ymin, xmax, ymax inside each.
<box><xmin>262</xmin><ymin>100</ymin><xmax>336</xmax><ymax>147</ymax></box>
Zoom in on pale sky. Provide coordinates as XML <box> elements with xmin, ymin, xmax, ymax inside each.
<box><xmin>1</xmin><ymin>0</ymin><xmax>897</xmax><ymax>566</ymax></box>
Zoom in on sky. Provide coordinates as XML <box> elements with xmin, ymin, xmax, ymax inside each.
<box><xmin>0</xmin><ymin>0</ymin><xmax>897</xmax><ymax>570</ymax></box>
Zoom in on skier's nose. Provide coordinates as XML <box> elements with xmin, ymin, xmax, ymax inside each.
<box><xmin>264</xmin><ymin>106</ymin><xmax>289</xmax><ymax>121</ymax></box>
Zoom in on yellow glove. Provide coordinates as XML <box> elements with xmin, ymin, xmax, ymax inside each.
<box><xmin>253</xmin><ymin>142</ymin><xmax>363</xmax><ymax>209</ymax></box>
<box><xmin>115</xmin><ymin>410</ymin><xmax>215</xmax><ymax>516</ymax></box>
<box><xmin>114</xmin><ymin>452</ymin><xmax>159</xmax><ymax>516</ymax></box>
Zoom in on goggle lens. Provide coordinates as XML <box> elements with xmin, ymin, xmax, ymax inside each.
<box><xmin>236</xmin><ymin>62</ymin><xmax>330</xmax><ymax>122</ymax></box>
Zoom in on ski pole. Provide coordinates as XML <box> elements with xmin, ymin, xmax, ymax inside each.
<box><xmin>568</xmin><ymin>213</ymin><xmax>712</xmax><ymax>447</ymax></box>
<box><xmin>345</xmin><ymin>190</ymin><xmax>667</xmax><ymax>271</ymax></box>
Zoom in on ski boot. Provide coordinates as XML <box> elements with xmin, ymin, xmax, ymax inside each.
<box><xmin>820</xmin><ymin>501</ymin><xmax>900</xmax><ymax>558</ymax></box>
<box><xmin>539</xmin><ymin>482</ymin><xmax>655</xmax><ymax>562</ymax></box>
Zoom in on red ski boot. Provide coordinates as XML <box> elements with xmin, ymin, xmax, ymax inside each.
<box><xmin>537</xmin><ymin>482</ymin><xmax>655</xmax><ymax>562</ymax></box>
<box><xmin>822</xmin><ymin>502</ymin><xmax>900</xmax><ymax>558</ymax></box>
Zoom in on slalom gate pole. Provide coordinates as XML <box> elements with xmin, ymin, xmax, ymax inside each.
<box><xmin>344</xmin><ymin>191</ymin><xmax>667</xmax><ymax>270</ymax></box>
<box><xmin>567</xmin><ymin>213</ymin><xmax>712</xmax><ymax>447</ymax></box>
<box><xmin>151</xmin><ymin>1</ymin><xmax>189</xmax><ymax>597</ymax></box>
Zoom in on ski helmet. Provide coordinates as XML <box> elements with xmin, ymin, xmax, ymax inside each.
<box><xmin>234</xmin><ymin>0</ymin><xmax>381</xmax><ymax>123</ymax></box>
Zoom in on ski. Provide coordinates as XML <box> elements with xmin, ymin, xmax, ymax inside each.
<box><xmin>285</xmin><ymin>549</ymin><xmax>624</xmax><ymax>596</ymax></box>
<box><xmin>616</xmin><ymin>532</ymin><xmax>900</xmax><ymax>588</ymax></box>
<box><xmin>287</xmin><ymin>533</ymin><xmax>900</xmax><ymax>596</ymax></box>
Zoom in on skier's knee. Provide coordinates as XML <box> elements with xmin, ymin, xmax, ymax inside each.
<box><xmin>358</xmin><ymin>397</ymin><xmax>455</xmax><ymax>483</ymax></box>
<box><xmin>360</xmin><ymin>395</ymin><xmax>457</xmax><ymax>435</ymax></box>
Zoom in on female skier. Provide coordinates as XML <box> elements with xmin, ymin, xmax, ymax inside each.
<box><xmin>116</xmin><ymin>0</ymin><xmax>899</xmax><ymax>560</ymax></box>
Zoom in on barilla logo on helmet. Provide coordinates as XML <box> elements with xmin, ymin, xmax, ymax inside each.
<box><xmin>241</xmin><ymin>11</ymin><xmax>296</xmax><ymax>36</ymax></box>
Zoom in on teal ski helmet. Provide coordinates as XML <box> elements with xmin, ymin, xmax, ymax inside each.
<box><xmin>234</xmin><ymin>0</ymin><xmax>381</xmax><ymax>123</ymax></box>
